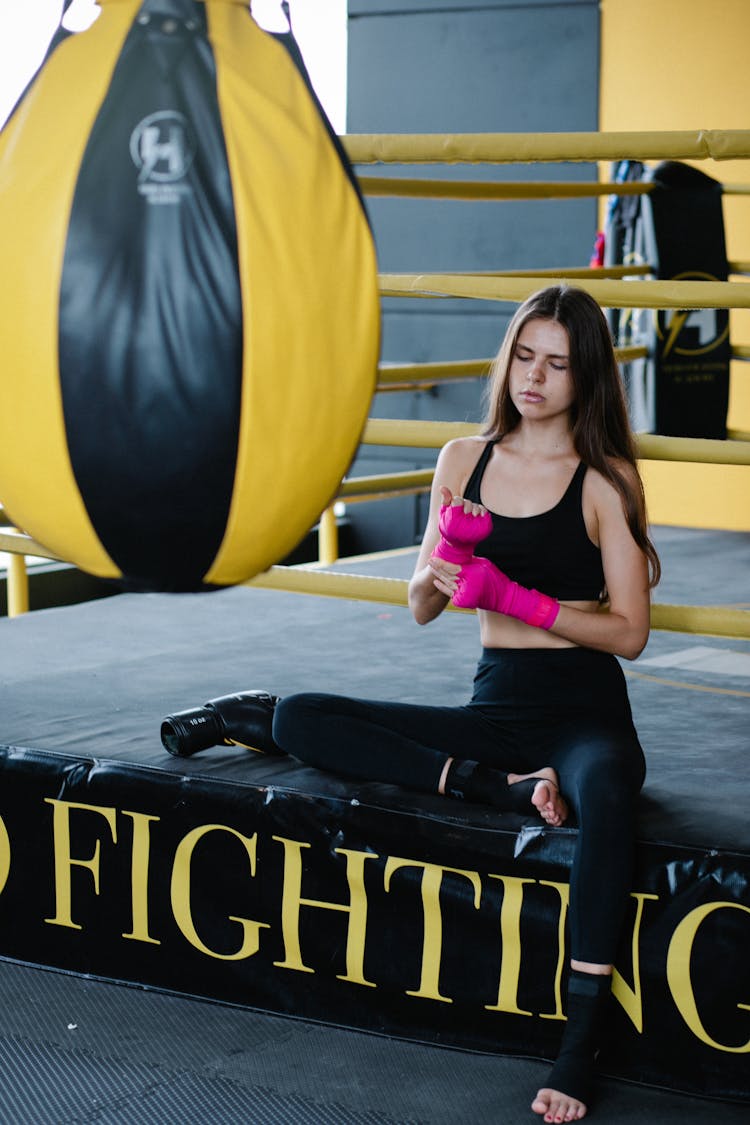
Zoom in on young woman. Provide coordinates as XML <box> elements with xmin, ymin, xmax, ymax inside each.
<box><xmin>162</xmin><ymin>285</ymin><xmax>660</xmax><ymax>1122</ymax></box>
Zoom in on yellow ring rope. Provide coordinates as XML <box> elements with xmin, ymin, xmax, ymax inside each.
<box><xmin>0</xmin><ymin>528</ymin><xmax>58</xmax><ymax>561</ymax></box>
<box><xmin>2</xmin><ymin>531</ymin><xmax>746</xmax><ymax>638</ymax></box>
<box><xmin>377</xmin><ymin>346</ymin><xmax>650</xmax><ymax>387</ymax></box>
<box><xmin>361</xmin><ymin>418</ymin><xmax>750</xmax><ymax>464</ymax></box>
<box><xmin>358</xmin><ymin>177</ymin><xmax>652</xmax><ymax>199</ymax></box>
<box><xmin>395</xmin><ymin>266</ymin><xmax>652</xmax><ymax>280</ymax></box>
<box><xmin>358</xmin><ymin>176</ymin><xmax>750</xmax><ymax>200</ymax></box>
<box><xmin>343</xmin><ymin>129</ymin><xmax>750</xmax><ymax>165</ymax></box>
<box><xmin>245</xmin><ymin>567</ymin><xmax>749</xmax><ymax>640</ymax></box>
<box><xmin>379</xmin><ymin>274</ymin><xmax>750</xmax><ymax>309</ymax></box>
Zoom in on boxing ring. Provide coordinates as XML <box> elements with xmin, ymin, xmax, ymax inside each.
<box><xmin>1</xmin><ymin>128</ymin><xmax>749</xmax><ymax>1106</ymax></box>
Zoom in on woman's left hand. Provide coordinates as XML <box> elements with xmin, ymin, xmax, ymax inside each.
<box><xmin>428</xmin><ymin>555</ymin><xmax>461</xmax><ymax>598</ymax></box>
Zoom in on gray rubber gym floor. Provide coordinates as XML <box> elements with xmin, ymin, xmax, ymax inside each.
<box><xmin>0</xmin><ymin>954</ymin><xmax>747</xmax><ymax>1125</ymax></box>
<box><xmin>0</xmin><ymin>524</ymin><xmax>748</xmax><ymax>1124</ymax></box>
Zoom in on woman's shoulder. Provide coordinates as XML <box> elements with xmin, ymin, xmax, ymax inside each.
<box><xmin>584</xmin><ymin>457</ymin><xmax>642</xmax><ymax>509</ymax></box>
<box><xmin>434</xmin><ymin>435</ymin><xmax>489</xmax><ymax>494</ymax></box>
<box><xmin>438</xmin><ymin>435</ymin><xmax>489</xmax><ymax>465</ymax></box>
<box><xmin>586</xmin><ymin>455</ymin><xmax>641</xmax><ymax>485</ymax></box>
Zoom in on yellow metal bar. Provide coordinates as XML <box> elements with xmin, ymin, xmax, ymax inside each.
<box><xmin>317</xmin><ymin>506</ymin><xmax>339</xmax><ymax>566</ymax></box>
<box><xmin>246</xmin><ymin>567</ymin><xmax>750</xmax><ymax>639</ymax></box>
<box><xmin>378</xmin><ymin>359</ymin><xmax>490</xmax><ymax>384</ymax></box>
<box><xmin>732</xmin><ymin>345</ymin><xmax>750</xmax><ymax>360</ymax></box>
<box><xmin>246</xmin><ymin>566</ymin><xmax>420</xmax><ymax>608</ymax></box>
<box><xmin>377</xmin><ymin>346</ymin><xmax>647</xmax><ymax>387</ymax></box>
<box><xmin>363</xmin><ymin>418</ymin><xmax>481</xmax><ymax>447</ymax></box>
<box><xmin>343</xmin><ymin>129</ymin><xmax>750</xmax><ymax>165</ymax></box>
<box><xmin>636</xmin><ymin>434</ymin><xmax>750</xmax><ymax>465</ymax></box>
<box><xmin>7</xmin><ymin>553</ymin><xmax>29</xmax><ymax>617</ymax></box>
<box><xmin>361</xmin><ymin>178</ymin><xmax>750</xmax><ymax>199</ymax></box>
<box><xmin>361</xmin><ymin>418</ymin><xmax>750</xmax><ymax>464</ymax></box>
<box><xmin>379</xmin><ymin>274</ymin><xmax>750</xmax><ymax>310</ymax></box>
<box><xmin>375</xmin><ymin>382</ymin><xmax>439</xmax><ymax>394</ymax></box>
<box><xmin>0</xmin><ymin>524</ymin><xmax>744</xmax><ymax>638</ymax></box>
<box><xmin>343</xmin><ymin>488</ymin><xmax>430</xmax><ymax>504</ymax></box>
<box><xmin>339</xmin><ymin>469</ymin><xmax>434</xmax><ymax>497</ymax></box>
<box><xmin>358</xmin><ymin>176</ymin><xmax>653</xmax><ymax>199</ymax></box>
<box><xmin>617</xmin><ymin>346</ymin><xmax>649</xmax><ymax>362</ymax></box>
<box><xmin>1</xmin><ymin>526</ymin><xmax>58</xmax><ymax>617</ymax></box>
<box><xmin>0</xmin><ymin>528</ymin><xmax>59</xmax><ymax>560</ymax></box>
<box><xmin>650</xmin><ymin>604</ymin><xmax>750</xmax><ymax>639</ymax></box>
<box><xmin>385</xmin><ymin>265</ymin><xmax>652</xmax><ymax>280</ymax></box>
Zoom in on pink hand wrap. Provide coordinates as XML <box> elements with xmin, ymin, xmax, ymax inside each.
<box><xmin>431</xmin><ymin>503</ymin><xmax>493</xmax><ymax>565</ymax></box>
<box><xmin>452</xmin><ymin>556</ymin><xmax>560</xmax><ymax>630</ymax></box>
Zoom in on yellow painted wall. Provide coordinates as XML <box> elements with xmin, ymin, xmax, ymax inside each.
<box><xmin>600</xmin><ymin>0</ymin><xmax>750</xmax><ymax>529</ymax></box>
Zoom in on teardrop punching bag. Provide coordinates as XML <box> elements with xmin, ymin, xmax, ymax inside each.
<box><xmin>0</xmin><ymin>0</ymin><xmax>380</xmax><ymax>591</ymax></box>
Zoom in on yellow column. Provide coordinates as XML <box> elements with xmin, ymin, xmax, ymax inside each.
<box><xmin>318</xmin><ymin>506</ymin><xmax>339</xmax><ymax>565</ymax></box>
<box><xmin>600</xmin><ymin>0</ymin><xmax>750</xmax><ymax>529</ymax></box>
<box><xmin>7</xmin><ymin>554</ymin><xmax>29</xmax><ymax>617</ymax></box>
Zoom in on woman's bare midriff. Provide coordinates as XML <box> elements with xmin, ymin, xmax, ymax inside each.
<box><xmin>478</xmin><ymin>600</ymin><xmax>601</xmax><ymax>649</ymax></box>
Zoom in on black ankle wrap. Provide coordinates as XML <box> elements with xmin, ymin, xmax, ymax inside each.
<box><xmin>444</xmin><ymin>760</ymin><xmax>538</xmax><ymax>812</ymax></box>
<box><xmin>544</xmin><ymin>970</ymin><xmax>611</xmax><ymax>1107</ymax></box>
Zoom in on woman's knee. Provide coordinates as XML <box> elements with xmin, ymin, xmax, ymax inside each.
<box><xmin>272</xmin><ymin>692</ymin><xmax>327</xmax><ymax>757</ymax></box>
<box><xmin>562</xmin><ymin>729</ymin><xmax>643</xmax><ymax>793</ymax></box>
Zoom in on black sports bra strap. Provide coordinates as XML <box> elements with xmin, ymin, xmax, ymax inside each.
<box><xmin>569</xmin><ymin>459</ymin><xmax>587</xmax><ymax>493</ymax></box>
<box><xmin>464</xmin><ymin>440</ymin><xmax>496</xmax><ymax>502</ymax></box>
<box><xmin>563</xmin><ymin>460</ymin><xmax>588</xmax><ymax>508</ymax></box>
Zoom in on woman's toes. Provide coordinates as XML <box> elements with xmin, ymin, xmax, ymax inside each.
<box><xmin>532</xmin><ymin>1088</ymin><xmax>588</xmax><ymax>1122</ymax></box>
<box><xmin>531</xmin><ymin>1090</ymin><xmax>550</xmax><ymax>1116</ymax></box>
<box><xmin>532</xmin><ymin>781</ymin><xmax>568</xmax><ymax>825</ymax></box>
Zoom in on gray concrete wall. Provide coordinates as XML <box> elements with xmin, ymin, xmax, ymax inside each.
<box><xmin>346</xmin><ymin>0</ymin><xmax>600</xmax><ymax>552</ymax></box>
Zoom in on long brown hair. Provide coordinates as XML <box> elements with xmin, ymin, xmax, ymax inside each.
<box><xmin>483</xmin><ymin>285</ymin><xmax>661</xmax><ymax>587</ymax></box>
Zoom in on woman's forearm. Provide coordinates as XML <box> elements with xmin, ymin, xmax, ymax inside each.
<box><xmin>408</xmin><ymin>565</ymin><xmax>450</xmax><ymax>625</ymax></box>
<box><xmin>549</xmin><ymin>602</ymin><xmax>649</xmax><ymax>661</ymax></box>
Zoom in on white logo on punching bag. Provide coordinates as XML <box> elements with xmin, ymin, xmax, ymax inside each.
<box><xmin>130</xmin><ymin>111</ymin><xmax>196</xmax><ymax>204</ymax></box>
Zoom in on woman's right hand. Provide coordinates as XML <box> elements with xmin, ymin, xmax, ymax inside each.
<box><xmin>409</xmin><ymin>438</ymin><xmax>490</xmax><ymax>626</ymax></box>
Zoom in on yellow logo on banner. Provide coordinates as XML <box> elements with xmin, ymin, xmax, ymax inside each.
<box><xmin>0</xmin><ymin>815</ymin><xmax>10</xmax><ymax>895</ymax></box>
<box><xmin>655</xmin><ymin>271</ymin><xmax>730</xmax><ymax>358</ymax></box>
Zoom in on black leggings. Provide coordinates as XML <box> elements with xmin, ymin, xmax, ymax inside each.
<box><xmin>272</xmin><ymin>646</ymin><xmax>646</xmax><ymax>965</ymax></box>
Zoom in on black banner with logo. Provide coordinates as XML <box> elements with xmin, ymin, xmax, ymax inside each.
<box><xmin>605</xmin><ymin>161</ymin><xmax>730</xmax><ymax>438</ymax></box>
<box><xmin>0</xmin><ymin>746</ymin><xmax>747</xmax><ymax>1101</ymax></box>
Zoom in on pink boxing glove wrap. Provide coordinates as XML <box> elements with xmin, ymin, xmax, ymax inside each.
<box><xmin>431</xmin><ymin>503</ymin><xmax>493</xmax><ymax>566</ymax></box>
<box><xmin>452</xmin><ymin>556</ymin><xmax>560</xmax><ymax>630</ymax></box>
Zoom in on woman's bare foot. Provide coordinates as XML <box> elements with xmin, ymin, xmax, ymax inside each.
<box><xmin>531</xmin><ymin>1087</ymin><xmax>587</xmax><ymax>1122</ymax></box>
<box><xmin>507</xmin><ymin>767</ymin><xmax>568</xmax><ymax>826</ymax></box>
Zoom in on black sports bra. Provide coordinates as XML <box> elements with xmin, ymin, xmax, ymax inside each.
<box><xmin>463</xmin><ymin>441</ymin><xmax>605</xmax><ymax>601</ymax></box>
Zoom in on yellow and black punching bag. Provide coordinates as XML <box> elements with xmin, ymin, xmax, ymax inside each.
<box><xmin>0</xmin><ymin>0</ymin><xmax>379</xmax><ymax>591</ymax></box>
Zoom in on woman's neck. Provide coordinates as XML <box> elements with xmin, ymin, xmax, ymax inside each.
<box><xmin>506</xmin><ymin>417</ymin><xmax>576</xmax><ymax>459</ymax></box>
